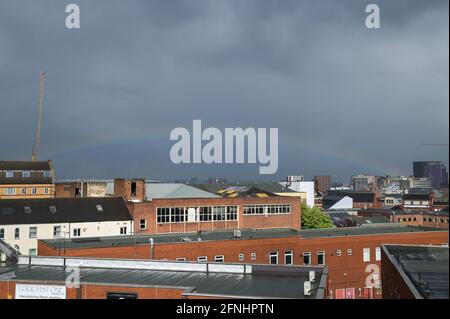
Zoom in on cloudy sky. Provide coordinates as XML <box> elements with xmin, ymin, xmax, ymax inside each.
<box><xmin>0</xmin><ymin>0</ymin><xmax>448</xmax><ymax>183</ymax></box>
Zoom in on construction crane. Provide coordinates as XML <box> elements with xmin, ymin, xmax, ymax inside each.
<box><xmin>31</xmin><ymin>71</ymin><xmax>45</xmax><ymax>161</ymax></box>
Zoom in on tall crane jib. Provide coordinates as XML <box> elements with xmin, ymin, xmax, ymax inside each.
<box><xmin>32</xmin><ymin>71</ymin><xmax>45</xmax><ymax>162</ymax></box>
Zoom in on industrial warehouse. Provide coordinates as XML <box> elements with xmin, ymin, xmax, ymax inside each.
<box><xmin>0</xmin><ymin>255</ymin><xmax>328</xmax><ymax>299</ymax></box>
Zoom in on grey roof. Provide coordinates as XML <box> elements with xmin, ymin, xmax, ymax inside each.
<box><xmin>403</xmin><ymin>193</ymin><xmax>432</xmax><ymax>200</ymax></box>
<box><xmin>0</xmin><ymin>197</ymin><xmax>132</xmax><ymax>225</ymax></box>
<box><xmin>0</xmin><ymin>258</ymin><xmax>327</xmax><ymax>299</ymax></box>
<box><xmin>0</xmin><ymin>161</ymin><xmax>52</xmax><ymax>171</ymax></box>
<box><xmin>195</xmin><ymin>183</ymin><xmax>297</xmax><ymax>196</ymax></box>
<box><xmin>40</xmin><ymin>225</ymin><xmax>446</xmax><ymax>250</ymax></box>
<box><xmin>327</xmin><ymin>190</ymin><xmax>375</xmax><ymax>203</ymax></box>
<box><xmin>326</xmin><ymin>212</ymin><xmax>391</xmax><ymax>226</ymax></box>
<box><xmin>383</xmin><ymin>245</ymin><xmax>449</xmax><ymax>299</ymax></box>
<box><xmin>146</xmin><ymin>183</ymin><xmax>220</xmax><ymax>200</ymax></box>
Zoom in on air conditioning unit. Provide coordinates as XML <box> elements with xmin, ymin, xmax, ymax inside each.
<box><xmin>309</xmin><ymin>270</ymin><xmax>316</xmax><ymax>283</ymax></box>
<box><xmin>233</xmin><ymin>230</ymin><xmax>242</xmax><ymax>238</ymax></box>
<box><xmin>304</xmin><ymin>281</ymin><xmax>312</xmax><ymax>296</ymax></box>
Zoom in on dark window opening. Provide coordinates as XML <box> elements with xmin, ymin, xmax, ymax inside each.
<box><xmin>131</xmin><ymin>182</ymin><xmax>137</xmax><ymax>197</ymax></box>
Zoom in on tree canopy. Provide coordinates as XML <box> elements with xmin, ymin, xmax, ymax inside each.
<box><xmin>301</xmin><ymin>205</ymin><xmax>334</xmax><ymax>229</ymax></box>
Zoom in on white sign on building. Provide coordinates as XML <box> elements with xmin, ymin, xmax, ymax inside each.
<box><xmin>15</xmin><ymin>284</ymin><xmax>67</xmax><ymax>299</ymax></box>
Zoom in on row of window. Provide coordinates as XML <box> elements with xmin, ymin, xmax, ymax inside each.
<box><xmin>173</xmin><ymin>247</ymin><xmax>383</xmax><ymax>265</ymax></box>
<box><xmin>2</xmin><ymin>187</ymin><xmax>50</xmax><ymax>196</ymax></box>
<box><xmin>0</xmin><ymin>226</ymin><xmax>129</xmax><ymax>240</ymax></box>
<box><xmin>243</xmin><ymin>204</ymin><xmax>291</xmax><ymax>215</ymax></box>
<box><xmin>156</xmin><ymin>206</ymin><xmax>238</xmax><ymax>224</ymax></box>
<box><xmin>397</xmin><ymin>217</ymin><xmax>449</xmax><ymax>223</ymax></box>
<box><xmin>0</xmin><ymin>226</ymin><xmax>62</xmax><ymax>240</ymax></box>
<box><xmin>404</xmin><ymin>200</ymin><xmax>429</xmax><ymax>206</ymax></box>
<box><xmin>2</xmin><ymin>171</ymin><xmax>52</xmax><ymax>178</ymax></box>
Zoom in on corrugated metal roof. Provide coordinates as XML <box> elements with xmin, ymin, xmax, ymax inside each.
<box><xmin>40</xmin><ymin>226</ymin><xmax>446</xmax><ymax>250</ymax></box>
<box><xmin>0</xmin><ymin>262</ymin><xmax>326</xmax><ymax>299</ymax></box>
<box><xmin>145</xmin><ymin>183</ymin><xmax>220</xmax><ymax>200</ymax></box>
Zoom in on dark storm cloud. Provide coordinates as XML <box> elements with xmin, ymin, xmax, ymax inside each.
<box><xmin>0</xmin><ymin>0</ymin><xmax>448</xmax><ymax>182</ymax></box>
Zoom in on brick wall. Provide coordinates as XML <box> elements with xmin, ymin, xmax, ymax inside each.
<box><xmin>0</xmin><ymin>281</ymin><xmax>185</xmax><ymax>299</ymax></box>
<box><xmin>38</xmin><ymin>230</ymin><xmax>449</xmax><ymax>299</ymax></box>
<box><xmin>130</xmin><ymin>196</ymin><xmax>301</xmax><ymax>235</ymax></box>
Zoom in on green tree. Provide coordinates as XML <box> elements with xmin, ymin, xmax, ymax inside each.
<box><xmin>301</xmin><ymin>205</ymin><xmax>334</xmax><ymax>229</ymax></box>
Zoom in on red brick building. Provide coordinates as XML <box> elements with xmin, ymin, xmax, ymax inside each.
<box><xmin>113</xmin><ymin>179</ymin><xmax>302</xmax><ymax>234</ymax></box>
<box><xmin>38</xmin><ymin>225</ymin><xmax>449</xmax><ymax>299</ymax></box>
<box><xmin>357</xmin><ymin>209</ymin><xmax>449</xmax><ymax>229</ymax></box>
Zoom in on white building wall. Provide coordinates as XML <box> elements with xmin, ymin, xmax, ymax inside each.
<box><xmin>0</xmin><ymin>220</ymin><xmax>133</xmax><ymax>255</ymax></box>
<box><xmin>329</xmin><ymin>196</ymin><xmax>354</xmax><ymax>210</ymax></box>
<box><xmin>279</xmin><ymin>181</ymin><xmax>315</xmax><ymax>207</ymax></box>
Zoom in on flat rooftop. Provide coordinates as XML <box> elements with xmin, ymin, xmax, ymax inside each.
<box><xmin>383</xmin><ymin>245</ymin><xmax>449</xmax><ymax>299</ymax></box>
<box><xmin>0</xmin><ymin>256</ymin><xmax>327</xmax><ymax>299</ymax></box>
<box><xmin>40</xmin><ymin>225</ymin><xmax>448</xmax><ymax>250</ymax></box>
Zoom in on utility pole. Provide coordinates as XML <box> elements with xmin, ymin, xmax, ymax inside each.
<box><xmin>32</xmin><ymin>71</ymin><xmax>45</xmax><ymax>161</ymax></box>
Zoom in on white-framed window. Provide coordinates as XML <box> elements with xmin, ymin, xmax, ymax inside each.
<box><xmin>53</xmin><ymin>226</ymin><xmax>61</xmax><ymax>238</ymax></box>
<box><xmin>303</xmin><ymin>252</ymin><xmax>311</xmax><ymax>265</ymax></box>
<box><xmin>197</xmin><ymin>256</ymin><xmax>207</xmax><ymax>262</ymax></box>
<box><xmin>29</xmin><ymin>249</ymin><xmax>37</xmax><ymax>256</ymax></box>
<box><xmin>251</xmin><ymin>253</ymin><xmax>256</xmax><ymax>261</ymax></box>
<box><xmin>120</xmin><ymin>227</ymin><xmax>127</xmax><ymax>235</ymax></box>
<box><xmin>29</xmin><ymin>227</ymin><xmax>37</xmax><ymax>239</ymax></box>
<box><xmin>5</xmin><ymin>171</ymin><xmax>14</xmax><ymax>178</ymax></box>
<box><xmin>239</xmin><ymin>253</ymin><xmax>244</xmax><ymax>261</ymax></box>
<box><xmin>0</xmin><ymin>228</ymin><xmax>4</xmax><ymax>239</ymax></box>
<box><xmin>243</xmin><ymin>204</ymin><xmax>291</xmax><ymax>215</ymax></box>
<box><xmin>14</xmin><ymin>228</ymin><xmax>20</xmax><ymax>239</ymax></box>
<box><xmin>375</xmin><ymin>247</ymin><xmax>381</xmax><ymax>261</ymax></box>
<box><xmin>269</xmin><ymin>252</ymin><xmax>278</xmax><ymax>265</ymax></box>
<box><xmin>139</xmin><ymin>219</ymin><xmax>147</xmax><ymax>230</ymax></box>
<box><xmin>285</xmin><ymin>251</ymin><xmax>293</xmax><ymax>265</ymax></box>
<box><xmin>214</xmin><ymin>255</ymin><xmax>225</xmax><ymax>263</ymax></box>
<box><xmin>336</xmin><ymin>249</ymin><xmax>342</xmax><ymax>257</ymax></box>
<box><xmin>21</xmin><ymin>188</ymin><xmax>27</xmax><ymax>195</ymax></box>
<box><xmin>317</xmin><ymin>251</ymin><xmax>326</xmax><ymax>265</ymax></box>
<box><xmin>176</xmin><ymin>257</ymin><xmax>186</xmax><ymax>261</ymax></box>
<box><xmin>32</xmin><ymin>187</ymin><xmax>37</xmax><ymax>195</ymax></box>
<box><xmin>363</xmin><ymin>248</ymin><xmax>371</xmax><ymax>262</ymax></box>
<box><xmin>22</xmin><ymin>171</ymin><xmax>30</xmax><ymax>178</ymax></box>
<box><xmin>73</xmin><ymin>228</ymin><xmax>81</xmax><ymax>237</ymax></box>
<box><xmin>5</xmin><ymin>188</ymin><xmax>16</xmax><ymax>195</ymax></box>
<box><xmin>43</xmin><ymin>171</ymin><xmax>52</xmax><ymax>178</ymax></box>
<box><xmin>44</xmin><ymin>187</ymin><xmax>49</xmax><ymax>195</ymax></box>
<box><xmin>347</xmin><ymin>249</ymin><xmax>353</xmax><ymax>256</ymax></box>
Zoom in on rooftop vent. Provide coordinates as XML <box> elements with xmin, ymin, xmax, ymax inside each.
<box><xmin>49</xmin><ymin>206</ymin><xmax>57</xmax><ymax>214</ymax></box>
<box><xmin>180</xmin><ymin>237</ymin><xmax>192</xmax><ymax>242</ymax></box>
<box><xmin>24</xmin><ymin>206</ymin><xmax>32</xmax><ymax>214</ymax></box>
<box><xmin>96</xmin><ymin>205</ymin><xmax>103</xmax><ymax>212</ymax></box>
<box><xmin>233</xmin><ymin>230</ymin><xmax>242</xmax><ymax>238</ymax></box>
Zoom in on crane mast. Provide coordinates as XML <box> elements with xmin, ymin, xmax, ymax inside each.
<box><xmin>32</xmin><ymin>71</ymin><xmax>45</xmax><ymax>162</ymax></box>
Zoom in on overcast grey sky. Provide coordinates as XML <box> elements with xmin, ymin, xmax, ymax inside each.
<box><xmin>0</xmin><ymin>0</ymin><xmax>448</xmax><ymax>183</ymax></box>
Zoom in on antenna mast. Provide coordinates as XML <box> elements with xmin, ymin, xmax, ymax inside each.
<box><xmin>32</xmin><ymin>71</ymin><xmax>45</xmax><ymax>161</ymax></box>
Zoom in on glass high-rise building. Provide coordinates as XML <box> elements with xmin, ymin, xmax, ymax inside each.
<box><xmin>413</xmin><ymin>161</ymin><xmax>449</xmax><ymax>189</ymax></box>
